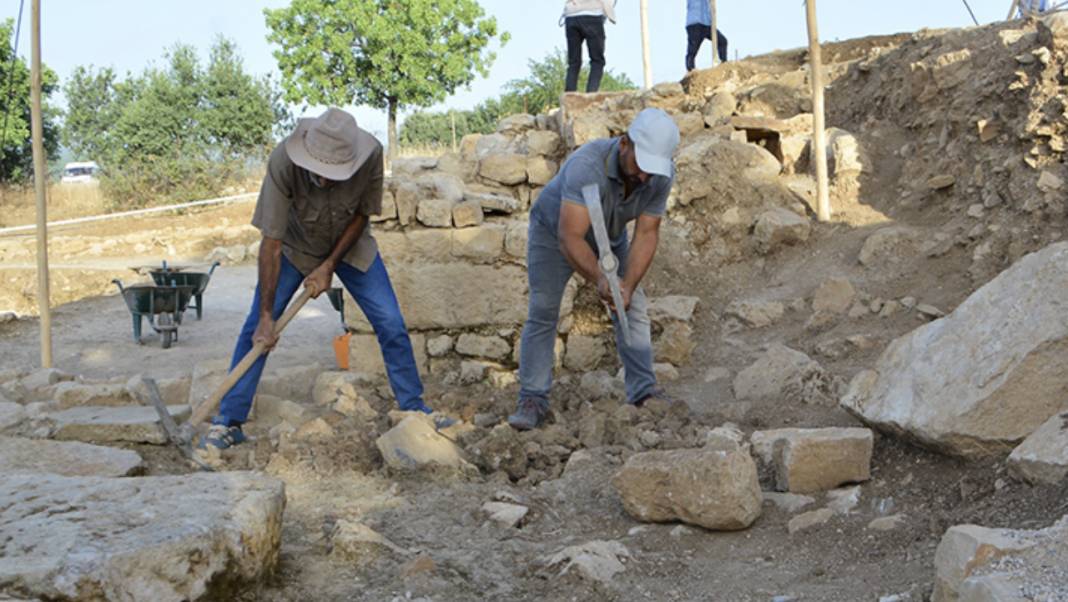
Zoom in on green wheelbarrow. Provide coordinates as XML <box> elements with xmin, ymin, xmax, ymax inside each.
<box><xmin>112</xmin><ymin>280</ymin><xmax>195</xmax><ymax>349</ymax></box>
<box><xmin>148</xmin><ymin>260</ymin><xmax>219</xmax><ymax>321</ymax></box>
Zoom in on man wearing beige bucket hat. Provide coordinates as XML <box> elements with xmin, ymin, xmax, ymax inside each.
<box><xmin>201</xmin><ymin>107</ymin><xmax>447</xmax><ymax>451</ymax></box>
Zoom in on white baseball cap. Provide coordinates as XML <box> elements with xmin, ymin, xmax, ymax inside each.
<box><xmin>627</xmin><ymin>108</ymin><xmax>680</xmax><ymax>178</ymax></box>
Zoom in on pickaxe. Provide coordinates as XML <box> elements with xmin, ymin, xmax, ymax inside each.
<box><xmin>137</xmin><ymin>288</ymin><xmax>314</xmax><ymax>469</ymax></box>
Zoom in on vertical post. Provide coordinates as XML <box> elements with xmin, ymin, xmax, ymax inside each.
<box><xmin>805</xmin><ymin>0</ymin><xmax>831</xmax><ymax>222</ymax></box>
<box><xmin>30</xmin><ymin>0</ymin><xmax>52</xmax><ymax>367</ymax></box>
<box><xmin>1007</xmin><ymin>0</ymin><xmax>1021</xmax><ymax>19</ymax></box>
<box><xmin>640</xmin><ymin>0</ymin><xmax>652</xmax><ymax>88</ymax></box>
<box><xmin>709</xmin><ymin>0</ymin><xmax>718</xmax><ymax>66</ymax></box>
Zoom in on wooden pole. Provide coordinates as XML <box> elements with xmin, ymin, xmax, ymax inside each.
<box><xmin>30</xmin><ymin>0</ymin><xmax>52</xmax><ymax>367</ymax></box>
<box><xmin>639</xmin><ymin>0</ymin><xmax>652</xmax><ymax>88</ymax></box>
<box><xmin>805</xmin><ymin>0</ymin><xmax>831</xmax><ymax>222</ymax></box>
<box><xmin>709</xmin><ymin>0</ymin><xmax>718</xmax><ymax>66</ymax></box>
<box><xmin>450</xmin><ymin>111</ymin><xmax>457</xmax><ymax>153</ymax></box>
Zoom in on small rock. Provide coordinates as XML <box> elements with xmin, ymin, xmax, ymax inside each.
<box><xmin>647</xmin><ymin>296</ymin><xmax>700</xmax><ymax>323</ymax></box>
<box><xmin>482</xmin><ymin>501</ymin><xmax>529</xmax><ymax>528</ymax></box>
<box><xmin>787</xmin><ymin>508</ymin><xmax>833</xmax><ymax>534</ymax></box>
<box><xmin>459</xmin><ymin>360</ymin><xmax>490</xmax><ymax>385</ymax></box>
<box><xmin>868</xmin><ymin>514</ymin><xmax>906</xmax><ymax>531</ymax></box>
<box><xmin>927</xmin><ymin>175</ymin><xmax>956</xmax><ymax>190</ymax></box>
<box><xmin>826</xmin><ymin>485</ymin><xmax>862</xmax><ymax>515</ymax></box>
<box><xmin>427</xmin><ymin>335</ymin><xmax>454</xmax><ymax>358</ymax></box>
<box><xmin>332</xmin><ymin>519</ymin><xmax>409</xmax><ymax>562</ymax></box>
<box><xmin>1008</xmin><ymin>411</ymin><xmax>1068</xmax><ymax>484</ymax></box>
<box><xmin>455</xmin><ymin>334</ymin><xmax>510</xmax><ymax>361</ymax></box>
<box><xmin>762</xmin><ymin>492</ymin><xmax>815</xmax><ymax>513</ymax></box>
<box><xmin>916</xmin><ymin>303</ymin><xmax>945</xmax><ymax>319</ymax></box>
<box><xmin>750</xmin><ymin>428</ymin><xmax>873</xmax><ymax>493</ymax></box>
<box><xmin>812</xmin><ymin>277</ymin><xmax>856</xmax><ymax>314</ymax></box>
<box><xmin>725</xmin><ymin>300</ymin><xmax>784</xmax><ymax>328</ymax></box>
<box><xmin>545</xmin><ymin>541</ymin><xmax>630</xmax><ymax>584</ymax></box>
<box><xmin>753</xmin><ymin>208</ymin><xmax>811</xmax><ymax>254</ymax></box>
<box><xmin>293</xmin><ymin>417</ymin><xmax>335</xmax><ymax>442</ymax></box>
<box><xmin>452</xmin><ymin>200</ymin><xmax>484</xmax><ymax>228</ymax></box>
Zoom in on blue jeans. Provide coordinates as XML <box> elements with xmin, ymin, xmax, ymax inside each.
<box><xmin>214</xmin><ymin>253</ymin><xmax>426</xmax><ymax>426</ymax></box>
<box><xmin>518</xmin><ymin>218</ymin><xmax>657</xmax><ymax>407</ymax></box>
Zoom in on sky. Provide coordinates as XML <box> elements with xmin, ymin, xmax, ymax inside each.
<box><xmin>16</xmin><ymin>0</ymin><xmax>1011</xmax><ymax>145</ymax></box>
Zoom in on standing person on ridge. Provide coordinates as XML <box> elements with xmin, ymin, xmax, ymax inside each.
<box><xmin>200</xmin><ymin>107</ymin><xmax>450</xmax><ymax>452</ymax></box>
<box><xmin>685</xmin><ymin>0</ymin><xmax>729</xmax><ymax>72</ymax></box>
<box><xmin>561</xmin><ymin>0</ymin><xmax>618</xmax><ymax>93</ymax></box>
<box><xmin>508</xmin><ymin>108</ymin><xmax>682</xmax><ymax>431</ymax></box>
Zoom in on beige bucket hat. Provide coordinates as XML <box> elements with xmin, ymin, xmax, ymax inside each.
<box><xmin>284</xmin><ymin>107</ymin><xmax>376</xmax><ymax>181</ymax></box>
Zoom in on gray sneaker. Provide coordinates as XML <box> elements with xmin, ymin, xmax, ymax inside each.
<box><xmin>508</xmin><ymin>398</ymin><xmax>548</xmax><ymax>431</ymax></box>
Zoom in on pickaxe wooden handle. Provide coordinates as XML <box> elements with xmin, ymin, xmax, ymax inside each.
<box><xmin>187</xmin><ymin>287</ymin><xmax>315</xmax><ymax>426</ymax></box>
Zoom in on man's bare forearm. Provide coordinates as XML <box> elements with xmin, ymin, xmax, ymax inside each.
<box><xmin>622</xmin><ymin>222</ymin><xmax>659</xmax><ymax>291</ymax></box>
<box><xmin>258</xmin><ymin>237</ymin><xmax>284</xmax><ymax>319</ymax></box>
<box><xmin>560</xmin><ymin>233</ymin><xmax>603</xmax><ymax>284</ymax></box>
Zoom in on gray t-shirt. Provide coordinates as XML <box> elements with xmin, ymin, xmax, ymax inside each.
<box><xmin>531</xmin><ymin>137</ymin><xmax>672</xmax><ymax>247</ymax></box>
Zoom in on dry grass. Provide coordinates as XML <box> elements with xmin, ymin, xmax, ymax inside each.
<box><xmin>0</xmin><ymin>182</ymin><xmax>107</xmax><ymax>229</ymax></box>
<box><xmin>396</xmin><ymin>143</ymin><xmax>451</xmax><ymax>158</ymax></box>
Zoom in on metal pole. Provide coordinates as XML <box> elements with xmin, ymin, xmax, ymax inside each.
<box><xmin>1007</xmin><ymin>0</ymin><xmax>1021</xmax><ymax>19</ymax></box>
<box><xmin>709</xmin><ymin>0</ymin><xmax>718</xmax><ymax>66</ymax></box>
<box><xmin>29</xmin><ymin>0</ymin><xmax>52</xmax><ymax>367</ymax></box>
<box><xmin>805</xmin><ymin>0</ymin><xmax>831</xmax><ymax>222</ymax></box>
<box><xmin>640</xmin><ymin>0</ymin><xmax>652</xmax><ymax>88</ymax></box>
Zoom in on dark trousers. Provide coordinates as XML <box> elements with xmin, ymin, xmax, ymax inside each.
<box><xmin>685</xmin><ymin>24</ymin><xmax>728</xmax><ymax>71</ymax></box>
<box><xmin>565</xmin><ymin>16</ymin><xmax>606</xmax><ymax>93</ymax></box>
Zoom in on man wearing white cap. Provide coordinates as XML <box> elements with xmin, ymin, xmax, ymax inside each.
<box><xmin>509</xmin><ymin>108</ymin><xmax>681</xmax><ymax>431</ymax></box>
<box><xmin>201</xmin><ymin>107</ymin><xmax>446</xmax><ymax>451</ymax></box>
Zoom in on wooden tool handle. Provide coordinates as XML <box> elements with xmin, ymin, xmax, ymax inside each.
<box><xmin>188</xmin><ymin>287</ymin><xmax>315</xmax><ymax>425</ymax></box>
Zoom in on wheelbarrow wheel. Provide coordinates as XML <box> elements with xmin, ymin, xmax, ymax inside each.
<box><xmin>161</xmin><ymin>329</ymin><xmax>173</xmax><ymax>349</ymax></box>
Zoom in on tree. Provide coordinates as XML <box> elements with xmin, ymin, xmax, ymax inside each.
<box><xmin>63</xmin><ymin>38</ymin><xmax>283</xmax><ymax>209</ymax></box>
<box><xmin>264</xmin><ymin>0</ymin><xmax>508</xmax><ymax>164</ymax></box>
<box><xmin>0</xmin><ymin>18</ymin><xmax>59</xmax><ymax>182</ymax></box>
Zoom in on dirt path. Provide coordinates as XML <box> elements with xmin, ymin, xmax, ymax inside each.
<box><xmin>0</xmin><ymin>264</ymin><xmax>343</xmax><ymax>379</ymax></box>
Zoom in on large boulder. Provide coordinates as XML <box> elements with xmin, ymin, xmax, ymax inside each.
<box><xmin>0</xmin><ymin>472</ymin><xmax>285</xmax><ymax>601</ymax></box>
<box><xmin>612</xmin><ymin>446</ymin><xmax>762</xmax><ymax>530</ymax></box>
<box><xmin>0</xmin><ymin>436</ymin><xmax>143</xmax><ymax>477</ymax></box>
<box><xmin>933</xmin><ymin>515</ymin><xmax>1068</xmax><ymax>602</ymax></box>
<box><xmin>842</xmin><ymin>243</ymin><xmax>1068</xmax><ymax>458</ymax></box>
<box><xmin>675</xmin><ymin>138</ymin><xmax>784</xmax><ymax>208</ymax></box>
<box><xmin>479</xmin><ymin>153</ymin><xmax>528</xmax><ymax>186</ymax></box>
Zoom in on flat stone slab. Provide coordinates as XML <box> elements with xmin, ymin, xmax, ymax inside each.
<box><xmin>0</xmin><ymin>437</ymin><xmax>143</xmax><ymax>477</ymax></box>
<box><xmin>46</xmin><ymin>405</ymin><xmax>190</xmax><ymax>444</ymax></box>
<box><xmin>0</xmin><ymin>472</ymin><xmax>285</xmax><ymax>601</ymax></box>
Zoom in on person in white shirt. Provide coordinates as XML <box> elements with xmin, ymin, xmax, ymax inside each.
<box><xmin>560</xmin><ymin>0</ymin><xmax>618</xmax><ymax>92</ymax></box>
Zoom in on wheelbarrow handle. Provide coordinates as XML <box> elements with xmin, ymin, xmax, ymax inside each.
<box><xmin>187</xmin><ymin>287</ymin><xmax>314</xmax><ymax>426</ymax></box>
<box><xmin>111</xmin><ymin>279</ymin><xmax>125</xmax><ymax>294</ymax></box>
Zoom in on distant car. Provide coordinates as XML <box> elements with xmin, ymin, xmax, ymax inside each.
<box><xmin>61</xmin><ymin>161</ymin><xmax>99</xmax><ymax>183</ymax></box>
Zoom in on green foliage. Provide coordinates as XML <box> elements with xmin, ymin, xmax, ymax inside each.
<box><xmin>500</xmin><ymin>48</ymin><xmax>636</xmax><ymax>115</ymax></box>
<box><xmin>399</xmin><ymin>48</ymin><xmax>636</xmax><ymax>150</ymax></box>
<box><xmin>0</xmin><ymin>18</ymin><xmax>60</xmax><ymax>183</ymax></box>
<box><xmin>63</xmin><ymin>36</ymin><xmax>284</xmax><ymax>209</ymax></box>
<box><xmin>265</xmin><ymin>0</ymin><xmax>507</xmax><ymax>156</ymax></box>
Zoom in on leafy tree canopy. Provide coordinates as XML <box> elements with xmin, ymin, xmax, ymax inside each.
<box><xmin>0</xmin><ymin>18</ymin><xmax>60</xmax><ymax>183</ymax></box>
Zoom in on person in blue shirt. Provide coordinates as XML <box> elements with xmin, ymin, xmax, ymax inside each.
<box><xmin>685</xmin><ymin>0</ymin><xmax>728</xmax><ymax>72</ymax></box>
